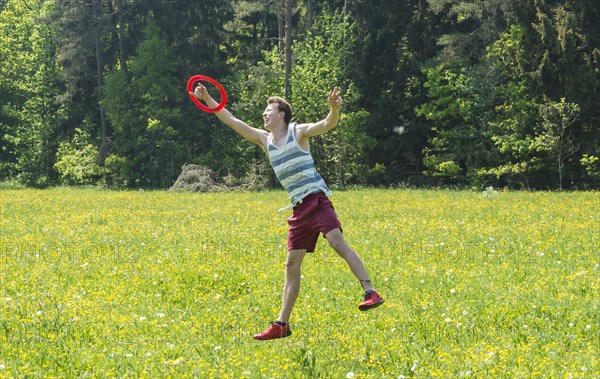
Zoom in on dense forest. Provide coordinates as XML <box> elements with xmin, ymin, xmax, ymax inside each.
<box><xmin>1</xmin><ymin>0</ymin><xmax>598</xmax><ymax>189</ymax></box>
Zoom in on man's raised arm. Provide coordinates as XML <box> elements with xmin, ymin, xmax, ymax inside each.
<box><xmin>295</xmin><ymin>87</ymin><xmax>343</xmax><ymax>140</ymax></box>
<box><xmin>190</xmin><ymin>84</ymin><xmax>268</xmax><ymax>150</ymax></box>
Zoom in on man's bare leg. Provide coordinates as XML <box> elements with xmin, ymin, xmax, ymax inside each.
<box><xmin>277</xmin><ymin>249</ymin><xmax>306</xmax><ymax>323</ymax></box>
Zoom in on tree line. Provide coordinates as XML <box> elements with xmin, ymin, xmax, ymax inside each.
<box><xmin>1</xmin><ymin>0</ymin><xmax>598</xmax><ymax>189</ymax></box>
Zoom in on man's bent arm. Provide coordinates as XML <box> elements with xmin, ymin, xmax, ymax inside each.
<box><xmin>296</xmin><ymin>87</ymin><xmax>343</xmax><ymax>139</ymax></box>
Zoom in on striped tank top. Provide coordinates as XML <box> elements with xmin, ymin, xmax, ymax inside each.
<box><xmin>267</xmin><ymin>123</ymin><xmax>332</xmax><ymax>206</ymax></box>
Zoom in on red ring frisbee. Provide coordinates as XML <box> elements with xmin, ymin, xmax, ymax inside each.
<box><xmin>187</xmin><ymin>75</ymin><xmax>227</xmax><ymax>113</ymax></box>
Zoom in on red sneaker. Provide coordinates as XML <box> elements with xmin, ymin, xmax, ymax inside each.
<box><xmin>253</xmin><ymin>322</ymin><xmax>292</xmax><ymax>340</ymax></box>
<box><xmin>358</xmin><ymin>290</ymin><xmax>385</xmax><ymax>311</ymax></box>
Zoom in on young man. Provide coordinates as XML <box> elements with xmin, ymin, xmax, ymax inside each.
<box><xmin>190</xmin><ymin>84</ymin><xmax>384</xmax><ymax>340</ymax></box>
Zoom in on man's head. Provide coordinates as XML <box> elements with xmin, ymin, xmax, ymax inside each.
<box><xmin>266</xmin><ymin>96</ymin><xmax>292</xmax><ymax>126</ymax></box>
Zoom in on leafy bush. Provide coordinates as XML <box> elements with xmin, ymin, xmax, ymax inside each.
<box><xmin>54</xmin><ymin>128</ymin><xmax>104</xmax><ymax>186</ymax></box>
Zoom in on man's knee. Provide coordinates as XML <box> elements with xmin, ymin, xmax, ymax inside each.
<box><xmin>327</xmin><ymin>235</ymin><xmax>348</xmax><ymax>256</ymax></box>
<box><xmin>328</xmin><ymin>238</ymin><xmax>341</xmax><ymax>252</ymax></box>
<box><xmin>286</xmin><ymin>249</ymin><xmax>306</xmax><ymax>269</ymax></box>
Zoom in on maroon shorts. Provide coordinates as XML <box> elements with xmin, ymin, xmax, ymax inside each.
<box><xmin>287</xmin><ymin>192</ymin><xmax>342</xmax><ymax>252</ymax></box>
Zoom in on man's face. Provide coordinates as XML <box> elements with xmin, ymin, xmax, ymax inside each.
<box><xmin>262</xmin><ymin>103</ymin><xmax>283</xmax><ymax>130</ymax></box>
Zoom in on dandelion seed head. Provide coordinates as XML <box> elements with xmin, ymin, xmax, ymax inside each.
<box><xmin>393</xmin><ymin>126</ymin><xmax>405</xmax><ymax>135</ymax></box>
<box><xmin>346</xmin><ymin>372</ymin><xmax>355</xmax><ymax>378</ymax></box>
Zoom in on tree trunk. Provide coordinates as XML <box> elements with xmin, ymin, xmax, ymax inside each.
<box><xmin>306</xmin><ymin>0</ymin><xmax>313</xmax><ymax>30</ymax></box>
<box><xmin>284</xmin><ymin>0</ymin><xmax>293</xmax><ymax>100</ymax></box>
<box><xmin>115</xmin><ymin>0</ymin><xmax>129</xmax><ymax>81</ymax></box>
<box><xmin>277</xmin><ymin>12</ymin><xmax>284</xmax><ymax>60</ymax></box>
<box><xmin>93</xmin><ymin>0</ymin><xmax>108</xmax><ymax>149</ymax></box>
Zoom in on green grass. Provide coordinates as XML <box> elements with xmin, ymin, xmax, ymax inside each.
<box><xmin>1</xmin><ymin>188</ymin><xmax>598</xmax><ymax>378</ymax></box>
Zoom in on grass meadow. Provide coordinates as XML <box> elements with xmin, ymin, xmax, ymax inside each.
<box><xmin>0</xmin><ymin>188</ymin><xmax>598</xmax><ymax>378</ymax></box>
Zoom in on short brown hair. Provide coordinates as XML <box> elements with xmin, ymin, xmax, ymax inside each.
<box><xmin>267</xmin><ymin>96</ymin><xmax>292</xmax><ymax>125</ymax></box>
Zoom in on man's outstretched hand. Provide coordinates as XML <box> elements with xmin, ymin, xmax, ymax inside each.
<box><xmin>328</xmin><ymin>87</ymin><xmax>343</xmax><ymax>109</ymax></box>
<box><xmin>189</xmin><ymin>84</ymin><xmax>207</xmax><ymax>102</ymax></box>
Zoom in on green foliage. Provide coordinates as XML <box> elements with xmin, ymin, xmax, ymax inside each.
<box><xmin>482</xmin><ymin>23</ymin><xmax>543</xmax><ymax>187</ymax></box>
<box><xmin>289</xmin><ymin>11</ymin><xmax>370</xmax><ymax>187</ymax></box>
<box><xmin>580</xmin><ymin>154</ymin><xmax>600</xmax><ymax>187</ymax></box>
<box><xmin>54</xmin><ymin>128</ymin><xmax>104</xmax><ymax>186</ymax></box>
<box><xmin>103</xmin><ymin>23</ymin><xmax>184</xmax><ymax>187</ymax></box>
<box><xmin>0</xmin><ymin>0</ymin><xmax>61</xmax><ymax>186</ymax></box>
<box><xmin>416</xmin><ymin>64</ymin><xmax>483</xmax><ymax>184</ymax></box>
<box><xmin>1</xmin><ymin>0</ymin><xmax>599</xmax><ymax>189</ymax></box>
<box><xmin>103</xmin><ymin>153</ymin><xmax>129</xmax><ymax>188</ymax></box>
<box><xmin>536</xmin><ymin>97</ymin><xmax>580</xmax><ymax>189</ymax></box>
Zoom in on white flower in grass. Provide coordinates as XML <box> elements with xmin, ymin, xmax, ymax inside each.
<box><xmin>346</xmin><ymin>372</ymin><xmax>355</xmax><ymax>378</ymax></box>
<box><xmin>0</xmin><ymin>364</ymin><xmax>5</xmax><ymax>370</ymax></box>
